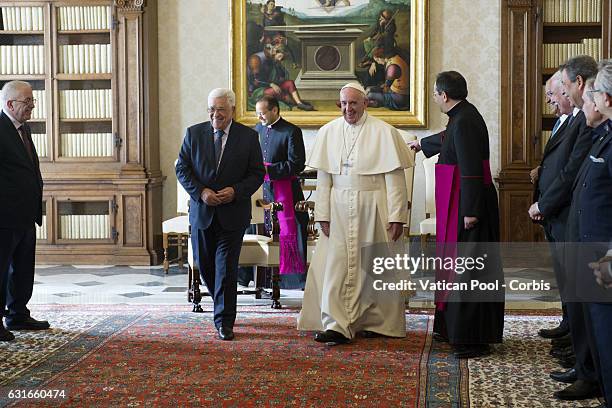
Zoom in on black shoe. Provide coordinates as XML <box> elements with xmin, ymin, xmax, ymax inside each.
<box><xmin>358</xmin><ymin>330</ymin><xmax>384</xmax><ymax>338</ymax></box>
<box><xmin>217</xmin><ymin>326</ymin><xmax>234</xmax><ymax>341</ymax></box>
<box><xmin>554</xmin><ymin>380</ymin><xmax>601</xmax><ymax>400</ymax></box>
<box><xmin>550</xmin><ymin>368</ymin><xmax>577</xmax><ymax>384</ymax></box>
<box><xmin>551</xmin><ymin>333</ymin><xmax>572</xmax><ymax>348</ymax></box>
<box><xmin>5</xmin><ymin>316</ymin><xmax>50</xmax><ymax>331</ymax></box>
<box><xmin>550</xmin><ymin>345</ymin><xmax>574</xmax><ymax>359</ymax></box>
<box><xmin>453</xmin><ymin>344</ymin><xmax>491</xmax><ymax>359</ymax></box>
<box><xmin>539</xmin><ymin>325</ymin><xmax>569</xmax><ymax>339</ymax></box>
<box><xmin>558</xmin><ymin>355</ymin><xmax>576</xmax><ymax>369</ymax></box>
<box><xmin>314</xmin><ymin>330</ymin><xmax>350</xmax><ymax>345</ymax></box>
<box><xmin>0</xmin><ymin>326</ymin><xmax>14</xmax><ymax>342</ymax></box>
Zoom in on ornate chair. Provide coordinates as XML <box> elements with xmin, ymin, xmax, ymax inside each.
<box><xmin>400</xmin><ymin>132</ymin><xmax>417</xmax><ymax>235</ymax></box>
<box><xmin>161</xmin><ymin>176</ymin><xmax>190</xmax><ymax>274</ymax></box>
<box><xmin>419</xmin><ymin>154</ymin><xmax>438</xmax><ymax>248</ymax></box>
<box><xmin>187</xmin><ymin>187</ymin><xmax>285</xmax><ymax>311</ymax></box>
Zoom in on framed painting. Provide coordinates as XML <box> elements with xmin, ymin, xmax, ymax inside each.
<box><xmin>231</xmin><ymin>0</ymin><xmax>428</xmax><ymax>127</ymax></box>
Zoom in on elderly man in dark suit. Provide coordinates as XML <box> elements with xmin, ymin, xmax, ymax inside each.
<box><xmin>533</xmin><ymin>56</ymin><xmax>602</xmax><ymax>401</ymax></box>
<box><xmin>176</xmin><ymin>88</ymin><xmax>264</xmax><ymax>341</ymax></box>
<box><xmin>529</xmin><ymin>69</ymin><xmax>589</xmax><ymax>344</ymax></box>
<box><xmin>0</xmin><ymin>80</ymin><xmax>49</xmax><ymax>342</ymax></box>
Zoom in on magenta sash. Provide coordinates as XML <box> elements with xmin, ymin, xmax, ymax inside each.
<box><xmin>434</xmin><ymin>160</ymin><xmax>493</xmax><ymax>310</ymax></box>
<box><xmin>434</xmin><ymin>164</ymin><xmax>460</xmax><ymax>310</ymax></box>
<box><xmin>264</xmin><ymin>165</ymin><xmax>306</xmax><ymax>275</ymax></box>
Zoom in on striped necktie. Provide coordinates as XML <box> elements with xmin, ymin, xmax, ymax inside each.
<box><xmin>214</xmin><ymin>129</ymin><xmax>223</xmax><ymax>169</ymax></box>
<box><xmin>551</xmin><ymin>118</ymin><xmax>562</xmax><ymax>136</ymax></box>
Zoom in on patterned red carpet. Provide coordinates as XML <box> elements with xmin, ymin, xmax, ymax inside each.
<box><xmin>0</xmin><ymin>305</ymin><xmax>602</xmax><ymax>407</ymax></box>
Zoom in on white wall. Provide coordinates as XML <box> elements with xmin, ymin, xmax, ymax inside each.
<box><xmin>158</xmin><ymin>0</ymin><xmax>500</xmax><ymax>233</ymax></box>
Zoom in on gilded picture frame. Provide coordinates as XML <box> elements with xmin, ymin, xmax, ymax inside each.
<box><xmin>230</xmin><ymin>0</ymin><xmax>428</xmax><ymax>127</ymax></box>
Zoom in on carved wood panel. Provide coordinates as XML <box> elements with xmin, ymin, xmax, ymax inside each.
<box><xmin>122</xmin><ymin>195</ymin><xmax>143</xmax><ymax>246</ymax></box>
<box><xmin>500</xmin><ymin>190</ymin><xmax>535</xmax><ymax>242</ymax></box>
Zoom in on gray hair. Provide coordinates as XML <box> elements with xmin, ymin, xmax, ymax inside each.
<box><xmin>595</xmin><ymin>59</ymin><xmax>612</xmax><ymax>96</ymax></box>
<box><xmin>208</xmin><ymin>88</ymin><xmax>235</xmax><ymax>107</ymax></box>
<box><xmin>0</xmin><ymin>80</ymin><xmax>32</xmax><ymax>106</ymax></box>
<box><xmin>547</xmin><ymin>70</ymin><xmax>562</xmax><ymax>92</ymax></box>
<box><xmin>584</xmin><ymin>77</ymin><xmax>596</xmax><ymax>102</ymax></box>
<box><xmin>561</xmin><ymin>55</ymin><xmax>598</xmax><ymax>82</ymax></box>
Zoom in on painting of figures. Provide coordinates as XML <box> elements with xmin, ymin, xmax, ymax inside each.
<box><xmin>232</xmin><ymin>0</ymin><xmax>428</xmax><ymax>126</ymax></box>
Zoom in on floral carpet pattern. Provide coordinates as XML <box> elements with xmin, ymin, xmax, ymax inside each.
<box><xmin>0</xmin><ymin>305</ymin><xmax>603</xmax><ymax>407</ymax></box>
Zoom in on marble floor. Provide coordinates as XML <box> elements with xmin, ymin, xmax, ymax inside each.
<box><xmin>29</xmin><ymin>264</ymin><xmax>562</xmax><ymax>311</ymax></box>
<box><xmin>31</xmin><ymin>263</ymin><xmax>305</xmax><ymax>308</ymax></box>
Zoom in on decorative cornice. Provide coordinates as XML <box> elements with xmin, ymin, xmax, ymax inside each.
<box><xmin>114</xmin><ymin>0</ymin><xmax>144</xmax><ymax>11</ymax></box>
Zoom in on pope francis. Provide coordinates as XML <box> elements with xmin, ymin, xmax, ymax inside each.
<box><xmin>297</xmin><ymin>82</ymin><xmax>415</xmax><ymax>344</ymax></box>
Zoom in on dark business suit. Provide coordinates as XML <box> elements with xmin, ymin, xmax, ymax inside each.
<box><xmin>0</xmin><ymin>111</ymin><xmax>43</xmax><ymax>321</ymax></box>
<box><xmin>534</xmin><ymin>111</ymin><xmax>591</xmax><ymax>330</ymax></box>
<box><xmin>564</xmin><ymin>120</ymin><xmax>610</xmax><ymax>386</ymax></box>
<box><xmin>176</xmin><ymin>120</ymin><xmax>264</xmax><ymax>329</ymax></box>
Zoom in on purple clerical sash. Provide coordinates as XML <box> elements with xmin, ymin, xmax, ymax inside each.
<box><xmin>264</xmin><ymin>166</ymin><xmax>305</xmax><ymax>275</ymax></box>
<box><xmin>434</xmin><ymin>163</ymin><xmax>460</xmax><ymax>310</ymax></box>
<box><xmin>433</xmin><ymin>160</ymin><xmax>493</xmax><ymax>310</ymax></box>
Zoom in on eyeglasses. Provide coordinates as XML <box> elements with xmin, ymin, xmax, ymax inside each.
<box><xmin>11</xmin><ymin>98</ymin><xmax>37</xmax><ymax>106</ymax></box>
<box><xmin>207</xmin><ymin>107</ymin><xmax>228</xmax><ymax>114</ymax></box>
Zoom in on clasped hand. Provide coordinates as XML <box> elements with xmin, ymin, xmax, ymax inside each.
<box><xmin>201</xmin><ymin>187</ymin><xmax>235</xmax><ymax>206</ymax></box>
<box><xmin>528</xmin><ymin>202</ymin><xmax>543</xmax><ymax>221</ymax></box>
<box><xmin>590</xmin><ymin>256</ymin><xmax>612</xmax><ymax>289</ymax></box>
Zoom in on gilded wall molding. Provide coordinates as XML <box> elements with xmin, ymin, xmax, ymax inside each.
<box><xmin>114</xmin><ymin>0</ymin><xmax>145</xmax><ymax>12</ymax></box>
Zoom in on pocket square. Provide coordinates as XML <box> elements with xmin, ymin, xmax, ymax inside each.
<box><xmin>590</xmin><ymin>155</ymin><xmax>605</xmax><ymax>163</ymax></box>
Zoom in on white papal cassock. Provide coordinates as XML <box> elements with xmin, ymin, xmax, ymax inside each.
<box><xmin>297</xmin><ymin>112</ymin><xmax>415</xmax><ymax>339</ymax></box>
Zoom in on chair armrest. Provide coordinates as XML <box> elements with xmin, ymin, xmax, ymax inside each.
<box><xmin>295</xmin><ymin>200</ymin><xmax>318</xmax><ymax>240</ymax></box>
<box><xmin>255</xmin><ymin>198</ymin><xmax>283</xmax><ymax>242</ymax></box>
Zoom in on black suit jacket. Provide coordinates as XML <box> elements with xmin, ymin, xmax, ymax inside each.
<box><xmin>256</xmin><ymin>117</ymin><xmax>306</xmax><ymax>203</ymax></box>
<box><xmin>0</xmin><ymin>111</ymin><xmax>43</xmax><ymax>229</ymax></box>
<box><xmin>567</xmin><ymin>124</ymin><xmax>612</xmax><ymax>242</ymax></box>
<box><xmin>535</xmin><ymin>111</ymin><xmax>592</xmax><ymax>222</ymax></box>
<box><xmin>256</xmin><ymin>117</ymin><xmax>305</xmax><ymax>180</ymax></box>
<box><xmin>176</xmin><ymin>120</ymin><xmax>265</xmax><ymax>231</ymax></box>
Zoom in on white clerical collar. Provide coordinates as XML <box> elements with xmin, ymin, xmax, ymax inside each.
<box><xmin>344</xmin><ymin>112</ymin><xmax>368</xmax><ymax>129</ymax></box>
<box><xmin>267</xmin><ymin>116</ymin><xmax>281</xmax><ymax>128</ymax></box>
<box><xmin>446</xmin><ymin>100</ymin><xmax>461</xmax><ymax>113</ymax></box>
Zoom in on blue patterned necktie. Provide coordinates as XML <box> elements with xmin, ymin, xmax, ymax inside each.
<box><xmin>551</xmin><ymin>118</ymin><xmax>562</xmax><ymax>137</ymax></box>
<box><xmin>214</xmin><ymin>129</ymin><xmax>223</xmax><ymax>169</ymax></box>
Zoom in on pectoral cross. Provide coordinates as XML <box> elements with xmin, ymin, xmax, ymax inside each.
<box><xmin>342</xmin><ymin>162</ymin><xmax>352</xmax><ymax>175</ymax></box>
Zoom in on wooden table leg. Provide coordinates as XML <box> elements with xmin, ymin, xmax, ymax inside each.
<box><xmin>163</xmin><ymin>233</ymin><xmax>169</xmax><ymax>274</ymax></box>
